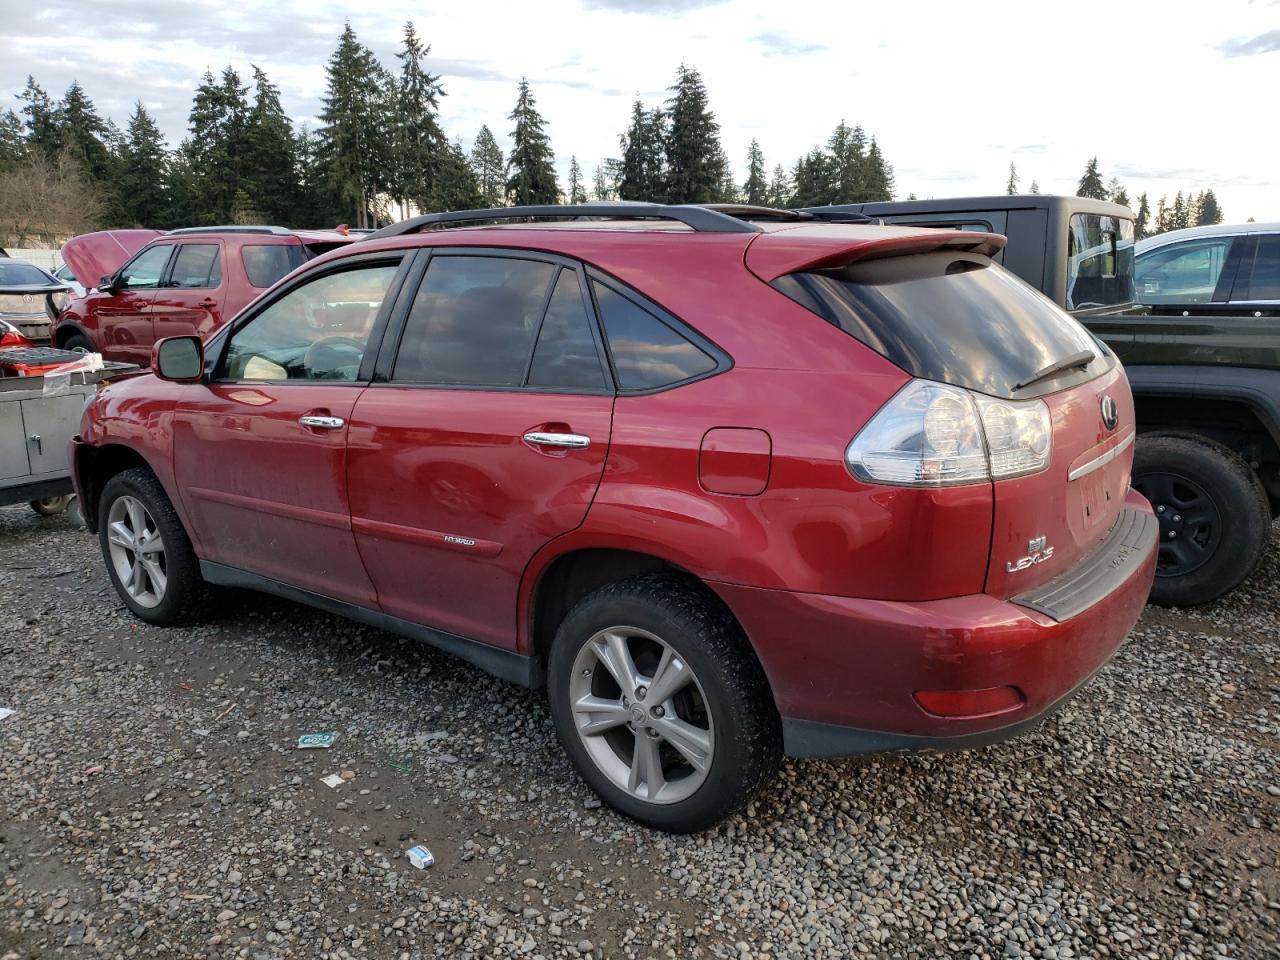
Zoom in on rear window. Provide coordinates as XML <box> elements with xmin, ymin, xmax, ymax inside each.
<box><xmin>771</xmin><ymin>253</ymin><xmax>1103</xmax><ymax>398</ymax></box>
<box><xmin>0</xmin><ymin>262</ymin><xmax>52</xmax><ymax>286</ymax></box>
<box><xmin>1067</xmin><ymin>214</ymin><xmax>1135</xmax><ymax>309</ymax></box>
<box><xmin>1234</xmin><ymin>234</ymin><xmax>1280</xmax><ymax>302</ymax></box>
<box><xmin>243</xmin><ymin>244</ymin><xmax>307</xmax><ymax>288</ymax></box>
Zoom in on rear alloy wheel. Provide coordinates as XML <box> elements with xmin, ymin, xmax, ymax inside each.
<box><xmin>548</xmin><ymin>574</ymin><xmax>780</xmax><ymax>832</ymax></box>
<box><xmin>98</xmin><ymin>467</ymin><xmax>211</xmax><ymax>625</ymax></box>
<box><xmin>29</xmin><ymin>494</ymin><xmax>73</xmax><ymax>516</ymax></box>
<box><xmin>1132</xmin><ymin>434</ymin><xmax>1271</xmax><ymax>606</ymax></box>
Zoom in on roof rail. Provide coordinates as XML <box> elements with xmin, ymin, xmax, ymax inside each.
<box><xmin>701</xmin><ymin>203</ymin><xmax>879</xmax><ymax>225</ymax></box>
<box><xmin>364</xmin><ymin>203</ymin><xmax>762</xmax><ymax>240</ymax></box>
<box><xmin>793</xmin><ymin>206</ymin><xmax>880</xmax><ymax>225</ymax></box>
<box><xmin>166</xmin><ymin>225</ymin><xmax>293</xmax><ymax>236</ymax></box>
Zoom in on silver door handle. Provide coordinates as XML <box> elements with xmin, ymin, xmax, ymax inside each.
<box><xmin>523</xmin><ymin>431</ymin><xmax>590</xmax><ymax>449</ymax></box>
<box><xmin>299</xmin><ymin>415</ymin><xmax>345</xmax><ymax>429</ymax></box>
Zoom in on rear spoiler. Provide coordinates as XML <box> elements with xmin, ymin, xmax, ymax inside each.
<box><xmin>745</xmin><ymin>230</ymin><xmax>1007</xmax><ymax>283</ymax></box>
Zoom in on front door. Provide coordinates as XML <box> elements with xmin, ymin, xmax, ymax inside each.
<box><xmin>347</xmin><ymin>253</ymin><xmax>615</xmax><ymax>648</ymax></box>
<box><xmin>152</xmin><ymin>241</ymin><xmax>227</xmax><ymax>345</ymax></box>
<box><xmin>97</xmin><ymin>243</ymin><xmax>173</xmax><ymax>365</ymax></box>
<box><xmin>172</xmin><ymin>256</ymin><xmax>409</xmax><ymax>605</ymax></box>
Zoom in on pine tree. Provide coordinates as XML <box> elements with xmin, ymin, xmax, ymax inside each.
<box><xmin>1077</xmin><ymin>157</ymin><xmax>1107</xmax><ymax>200</ymax></box>
<box><xmin>1172</xmin><ymin>191</ymin><xmax>1188</xmax><ymax>230</ymax></box>
<box><xmin>567</xmin><ymin>155</ymin><xmax>586</xmax><ymax>204</ymax></box>
<box><xmin>713</xmin><ymin>144</ymin><xmax>737</xmax><ymax>203</ymax></box>
<box><xmin>319</xmin><ymin>24</ymin><xmax>394</xmax><ymax>228</ymax></box>
<box><xmin>1153</xmin><ymin>195</ymin><xmax>1171</xmax><ymax>235</ymax></box>
<box><xmin>791</xmin><ymin>149</ymin><xmax>831</xmax><ymax>207</ymax></box>
<box><xmin>592</xmin><ymin>160</ymin><xmax>621</xmax><ymax>201</ymax></box>
<box><xmin>663</xmin><ymin>64</ymin><xmax>725</xmax><ymax>204</ymax></box>
<box><xmin>740</xmin><ymin>139</ymin><xmax>767</xmax><ymax>206</ymax></box>
<box><xmin>241</xmin><ymin>66</ymin><xmax>299</xmax><ymax>225</ymax></box>
<box><xmin>116</xmin><ymin>102</ymin><xmax>168</xmax><ymax>227</ymax></box>
<box><xmin>435</xmin><ymin>137</ymin><xmax>483</xmax><ymax>211</ymax></box>
<box><xmin>1028</xmin><ymin>180</ymin><xmax>1040</xmax><ymax>195</ymax></box>
<box><xmin>56</xmin><ymin>81</ymin><xmax>112</xmax><ymax>182</ymax></box>
<box><xmin>1135</xmin><ymin>193</ymin><xmax>1150</xmax><ymax>239</ymax></box>
<box><xmin>16</xmin><ymin>77</ymin><xmax>60</xmax><ymax>160</ymax></box>
<box><xmin>1195</xmin><ymin>188</ymin><xmax>1222</xmax><ymax>225</ymax></box>
<box><xmin>618</xmin><ymin>101</ymin><xmax>665</xmax><ymax>202</ymax></box>
<box><xmin>505</xmin><ymin>78</ymin><xmax>558</xmax><ymax>205</ymax></box>
<box><xmin>391</xmin><ymin>21</ymin><xmax>447</xmax><ymax>217</ymax></box>
<box><xmin>292</xmin><ymin>124</ymin><xmax>332</xmax><ymax>227</ymax></box>
<box><xmin>1006</xmin><ymin>162</ymin><xmax>1019</xmax><ymax>195</ymax></box>
<box><xmin>1107</xmin><ymin>178</ymin><xmax>1130</xmax><ymax>209</ymax></box>
<box><xmin>0</xmin><ymin>110</ymin><xmax>25</xmax><ymax>172</ymax></box>
<box><xmin>469</xmin><ymin>125</ymin><xmax>505</xmax><ymax>207</ymax></box>
<box><xmin>183</xmin><ymin>67</ymin><xmax>251</xmax><ymax>223</ymax></box>
<box><xmin>825</xmin><ymin>121</ymin><xmax>865</xmax><ymax>203</ymax></box>
<box><xmin>863</xmin><ymin>137</ymin><xmax>894</xmax><ymax>201</ymax></box>
<box><xmin>765</xmin><ymin>163</ymin><xmax>791</xmax><ymax>208</ymax></box>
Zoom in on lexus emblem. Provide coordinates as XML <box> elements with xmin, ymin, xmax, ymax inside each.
<box><xmin>1100</xmin><ymin>395</ymin><xmax>1119</xmax><ymax>431</ymax></box>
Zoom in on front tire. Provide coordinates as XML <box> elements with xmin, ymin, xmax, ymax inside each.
<box><xmin>61</xmin><ymin>333</ymin><xmax>95</xmax><ymax>354</ymax></box>
<box><xmin>547</xmin><ymin>574</ymin><xmax>780</xmax><ymax>832</ymax></box>
<box><xmin>98</xmin><ymin>468</ymin><xmax>210</xmax><ymax>625</ymax></box>
<box><xmin>1132</xmin><ymin>434</ymin><xmax>1271</xmax><ymax>606</ymax></box>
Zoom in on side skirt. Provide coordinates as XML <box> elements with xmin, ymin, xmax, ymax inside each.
<box><xmin>200</xmin><ymin>561</ymin><xmax>545</xmax><ymax>689</ymax></box>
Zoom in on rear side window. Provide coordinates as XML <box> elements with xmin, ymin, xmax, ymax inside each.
<box><xmin>1135</xmin><ymin>238</ymin><xmax>1230</xmax><ymax>304</ymax></box>
<box><xmin>528</xmin><ymin>271</ymin><xmax>606</xmax><ymax>389</ymax></box>
<box><xmin>243</xmin><ymin>244</ymin><xmax>307</xmax><ymax>288</ymax></box>
<box><xmin>393</xmin><ymin>255</ymin><xmax>555</xmax><ymax>386</ymax></box>
<box><xmin>592</xmin><ymin>281</ymin><xmax>716</xmax><ymax>390</ymax></box>
<box><xmin>1233</xmin><ymin>235</ymin><xmax>1280</xmax><ymax>302</ymax></box>
<box><xmin>168</xmin><ymin>244</ymin><xmax>221</xmax><ymax>288</ymax></box>
<box><xmin>772</xmin><ymin>254</ymin><xmax>1102</xmax><ymax>398</ymax></box>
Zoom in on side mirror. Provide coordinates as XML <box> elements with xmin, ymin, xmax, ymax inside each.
<box><xmin>152</xmin><ymin>335</ymin><xmax>204</xmax><ymax>382</ymax></box>
<box><xmin>99</xmin><ymin>274</ymin><xmax>116</xmax><ymax>292</ymax></box>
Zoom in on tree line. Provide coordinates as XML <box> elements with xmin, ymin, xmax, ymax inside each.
<box><xmin>0</xmin><ymin>23</ymin><xmax>898</xmax><ymax>242</ymax></box>
<box><xmin>1006</xmin><ymin>157</ymin><xmax>1225</xmax><ymax>240</ymax></box>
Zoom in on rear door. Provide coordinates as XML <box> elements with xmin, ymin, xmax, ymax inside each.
<box><xmin>347</xmin><ymin>250</ymin><xmax>614</xmax><ymax>648</ymax></box>
<box><xmin>97</xmin><ymin>243</ymin><xmax>173</xmax><ymax>365</ymax></box>
<box><xmin>151</xmin><ymin>241</ymin><xmax>227</xmax><ymax>346</ymax></box>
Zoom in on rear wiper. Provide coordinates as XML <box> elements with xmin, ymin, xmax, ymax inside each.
<box><xmin>1014</xmin><ymin>349</ymin><xmax>1097</xmax><ymax>391</ymax></box>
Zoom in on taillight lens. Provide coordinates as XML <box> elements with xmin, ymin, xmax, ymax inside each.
<box><xmin>846</xmin><ymin>379</ymin><xmax>1052</xmax><ymax>487</ymax></box>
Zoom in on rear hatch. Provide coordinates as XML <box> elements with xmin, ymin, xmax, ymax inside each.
<box><xmin>753</xmin><ymin>226</ymin><xmax>1135</xmax><ymax>599</ymax></box>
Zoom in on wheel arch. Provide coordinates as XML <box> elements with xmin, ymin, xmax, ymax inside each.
<box><xmin>75</xmin><ymin>442</ymin><xmax>156</xmax><ymax>533</ymax></box>
<box><xmin>53</xmin><ymin>318</ymin><xmax>94</xmax><ymax>349</ymax></box>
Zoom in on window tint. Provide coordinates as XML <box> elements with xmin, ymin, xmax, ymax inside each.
<box><xmin>0</xmin><ymin>262</ymin><xmax>53</xmax><ymax>285</ymax></box>
<box><xmin>168</xmin><ymin>244</ymin><xmax>221</xmax><ymax>288</ymax></box>
<box><xmin>119</xmin><ymin>245</ymin><xmax>172</xmax><ymax>289</ymax></box>
<box><xmin>243</xmin><ymin>244</ymin><xmax>307</xmax><ymax>288</ymax></box>
<box><xmin>1135</xmin><ymin>238</ymin><xmax>1230</xmax><ymax>304</ymax></box>
<box><xmin>528</xmin><ymin>271</ymin><xmax>605</xmax><ymax>389</ymax></box>
<box><xmin>592</xmin><ymin>282</ymin><xmax>716</xmax><ymax>390</ymax></box>
<box><xmin>393</xmin><ymin>256</ymin><xmax>555</xmax><ymax>385</ymax></box>
<box><xmin>1234</xmin><ymin>235</ymin><xmax>1280</xmax><ymax>302</ymax></box>
<box><xmin>222</xmin><ymin>263</ymin><xmax>399</xmax><ymax>381</ymax></box>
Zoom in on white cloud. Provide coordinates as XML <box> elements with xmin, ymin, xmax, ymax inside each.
<box><xmin>2</xmin><ymin>0</ymin><xmax>1277</xmax><ymax>220</ymax></box>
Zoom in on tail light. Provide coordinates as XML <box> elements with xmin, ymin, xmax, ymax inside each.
<box><xmin>0</xmin><ymin>320</ymin><xmax>30</xmax><ymax>349</ymax></box>
<box><xmin>846</xmin><ymin>378</ymin><xmax>1051</xmax><ymax>487</ymax></box>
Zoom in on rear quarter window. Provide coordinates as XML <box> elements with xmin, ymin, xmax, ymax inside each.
<box><xmin>591</xmin><ymin>281</ymin><xmax>717</xmax><ymax>391</ymax></box>
<box><xmin>243</xmin><ymin>244</ymin><xmax>307</xmax><ymax>288</ymax></box>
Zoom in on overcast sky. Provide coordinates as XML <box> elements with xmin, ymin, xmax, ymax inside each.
<box><xmin>2</xmin><ymin>0</ymin><xmax>1278</xmax><ymax>220</ymax></box>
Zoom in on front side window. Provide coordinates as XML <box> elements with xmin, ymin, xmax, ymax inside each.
<box><xmin>1233</xmin><ymin>235</ymin><xmax>1280</xmax><ymax>302</ymax></box>
<box><xmin>393</xmin><ymin>255</ymin><xmax>556</xmax><ymax>386</ymax></box>
<box><xmin>1136</xmin><ymin>238</ymin><xmax>1231</xmax><ymax>305</ymax></box>
<box><xmin>243</xmin><ymin>243</ymin><xmax>307</xmax><ymax>288</ymax></box>
<box><xmin>167</xmin><ymin>244</ymin><xmax>222</xmax><ymax>288</ymax></box>
<box><xmin>592</xmin><ymin>281</ymin><xmax>716</xmax><ymax>390</ymax></box>
<box><xmin>221</xmin><ymin>263</ymin><xmax>399</xmax><ymax>381</ymax></box>
<box><xmin>119</xmin><ymin>245</ymin><xmax>172</xmax><ymax>289</ymax></box>
<box><xmin>1067</xmin><ymin>214</ymin><xmax>1135</xmax><ymax>309</ymax></box>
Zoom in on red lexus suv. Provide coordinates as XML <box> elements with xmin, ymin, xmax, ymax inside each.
<box><xmin>55</xmin><ymin>225</ymin><xmax>355</xmax><ymax>366</ymax></box>
<box><xmin>71</xmin><ymin>204</ymin><xmax>1157</xmax><ymax>831</ymax></box>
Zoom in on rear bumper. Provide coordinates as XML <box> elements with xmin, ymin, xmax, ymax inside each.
<box><xmin>713</xmin><ymin>490</ymin><xmax>1157</xmax><ymax>758</ymax></box>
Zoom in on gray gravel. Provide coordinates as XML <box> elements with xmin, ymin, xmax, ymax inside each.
<box><xmin>1</xmin><ymin>504</ymin><xmax>1277</xmax><ymax>959</ymax></box>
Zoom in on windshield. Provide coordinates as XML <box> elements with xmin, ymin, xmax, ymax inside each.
<box><xmin>1066</xmin><ymin>214</ymin><xmax>1135</xmax><ymax>310</ymax></box>
<box><xmin>0</xmin><ymin>261</ymin><xmax>54</xmax><ymax>286</ymax></box>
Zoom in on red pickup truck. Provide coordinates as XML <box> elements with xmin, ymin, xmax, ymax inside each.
<box><xmin>56</xmin><ymin>226</ymin><xmax>354</xmax><ymax>366</ymax></box>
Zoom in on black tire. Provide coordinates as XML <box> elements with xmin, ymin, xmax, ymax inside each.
<box><xmin>1132</xmin><ymin>434</ymin><xmax>1271</xmax><ymax>606</ymax></box>
<box><xmin>29</xmin><ymin>495</ymin><xmax>72</xmax><ymax>516</ymax></box>
<box><xmin>98</xmin><ymin>467</ymin><xmax>211</xmax><ymax>625</ymax></box>
<box><xmin>547</xmin><ymin>574</ymin><xmax>781</xmax><ymax>832</ymax></box>
<box><xmin>61</xmin><ymin>333</ymin><xmax>95</xmax><ymax>353</ymax></box>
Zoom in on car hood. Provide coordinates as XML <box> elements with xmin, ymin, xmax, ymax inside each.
<box><xmin>61</xmin><ymin>229</ymin><xmax>163</xmax><ymax>286</ymax></box>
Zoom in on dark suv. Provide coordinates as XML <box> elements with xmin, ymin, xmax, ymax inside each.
<box><xmin>56</xmin><ymin>226</ymin><xmax>355</xmax><ymax>366</ymax></box>
<box><xmin>72</xmin><ymin>204</ymin><xmax>1156</xmax><ymax>831</ymax></box>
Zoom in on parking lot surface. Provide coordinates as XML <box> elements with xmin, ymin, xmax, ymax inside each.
<box><xmin>1</xmin><ymin>505</ymin><xmax>1277</xmax><ymax>959</ymax></box>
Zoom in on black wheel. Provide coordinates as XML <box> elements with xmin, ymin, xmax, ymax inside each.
<box><xmin>61</xmin><ymin>333</ymin><xmax>95</xmax><ymax>353</ymax></box>
<box><xmin>98</xmin><ymin>467</ymin><xmax>211</xmax><ymax>625</ymax></box>
<box><xmin>547</xmin><ymin>574</ymin><xmax>781</xmax><ymax>832</ymax></box>
<box><xmin>29</xmin><ymin>495</ymin><xmax>73</xmax><ymax>516</ymax></box>
<box><xmin>1132</xmin><ymin>434</ymin><xmax>1271</xmax><ymax>606</ymax></box>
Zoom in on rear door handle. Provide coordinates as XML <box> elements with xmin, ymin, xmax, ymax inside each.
<box><xmin>523</xmin><ymin>431</ymin><xmax>590</xmax><ymax>449</ymax></box>
<box><xmin>299</xmin><ymin>415</ymin><xmax>345</xmax><ymax>429</ymax></box>
<box><xmin>198</xmin><ymin>298</ymin><xmax>217</xmax><ymax>308</ymax></box>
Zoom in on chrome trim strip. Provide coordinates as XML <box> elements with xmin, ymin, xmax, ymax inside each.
<box><xmin>1067</xmin><ymin>431</ymin><xmax>1135</xmax><ymax>482</ymax></box>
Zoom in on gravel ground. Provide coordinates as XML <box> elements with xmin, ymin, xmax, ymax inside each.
<box><xmin>1</xmin><ymin>504</ymin><xmax>1277</xmax><ymax>960</ymax></box>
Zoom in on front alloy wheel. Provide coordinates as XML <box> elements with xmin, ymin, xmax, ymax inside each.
<box><xmin>105</xmin><ymin>494</ymin><xmax>167</xmax><ymax>608</ymax></box>
<box><xmin>569</xmin><ymin>626</ymin><xmax>715</xmax><ymax>805</ymax></box>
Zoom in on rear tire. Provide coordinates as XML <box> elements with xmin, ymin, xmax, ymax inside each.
<box><xmin>98</xmin><ymin>467</ymin><xmax>211</xmax><ymax>625</ymax></box>
<box><xmin>1132</xmin><ymin>434</ymin><xmax>1271</xmax><ymax>606</ymax></box>
<box><xmin>29</xmin><ymin>495</ymin><xmax>72</xmax><ymax>516</ymax></box>
<box><xmin>61</xmin><ymin>333</ymin><xmax>94</xmax><ymax>353</ymax></box>
<box><xmin>547</xmin><ymin>574</ymin><xmax>781</xmax><ymax>832</ymax></box>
